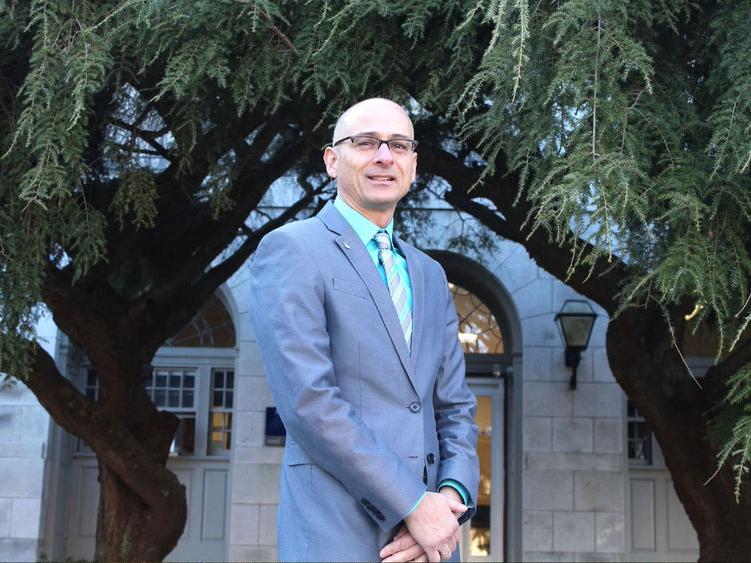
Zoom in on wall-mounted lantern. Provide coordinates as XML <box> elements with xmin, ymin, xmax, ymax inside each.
<box><xmin>555</xmin><ymin>299</ymin><xmax>597</xmax><ymax>390</ymax></box>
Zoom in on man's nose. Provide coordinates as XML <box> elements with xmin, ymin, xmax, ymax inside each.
<box><xmin>373</xmin><ymin>142</ymin><xmax>395</xmax><ymax>164</ymax></box>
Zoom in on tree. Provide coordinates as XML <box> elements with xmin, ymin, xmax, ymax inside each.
<box><xmin>1</xmin><ymin>0</ymin><xmax>750</xmax><ymax>561</ymax></box>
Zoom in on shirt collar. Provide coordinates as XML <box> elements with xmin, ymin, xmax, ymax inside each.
<box><xmin>334</xmin><ymin>196</ymin><xmax>395</xmax><ymax>247</ymax></box>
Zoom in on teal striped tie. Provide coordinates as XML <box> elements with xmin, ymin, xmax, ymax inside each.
<box><xmin>374</xmin><ymin>231</ymin><xmax>412</xmax><ymax>349</ymax></box>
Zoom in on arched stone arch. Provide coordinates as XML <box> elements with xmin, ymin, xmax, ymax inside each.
<box><xmin>427</xmin><ymin>249</ymin><xmax>524</xmax><ymax>561</ymax></box>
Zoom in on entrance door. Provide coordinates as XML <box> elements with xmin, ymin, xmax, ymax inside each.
<box><xmin>462</xmin><ymin>379</ymin><xmax>505</xmax><ymax>562</ymax></box>
<box><xmin>65</xmin><ymin>356</ymin><xmax>235</xmax><ymax>561</ymax></box>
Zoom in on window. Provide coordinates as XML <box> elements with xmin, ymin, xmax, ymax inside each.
<box><xmin>450</xmin><ymin>283</ymin><xmax>505</xmax><ymax>355</ymax></box>
<box><xmin>144</xmin><ymin>367</ymin><xmax>197</xmax><ymax>455</ymax></box>
<box><xmin>208</xmin><ymin>369</ymin><xmax>234</xmax><ymax>456</ymax></box>
<box><xmin>76</xmin><ymin>293</ymin><xmax>236</xmax><ymax>457</ymax></box>
<box><xmin>164</xmin><ymin>294</ymin><xmax>236</xmax><ymax>348</ymax></box>
<box><xmin>627</xmin><ymin>400</ymin><xmax>653</xmax><ymax>465</ymax></box>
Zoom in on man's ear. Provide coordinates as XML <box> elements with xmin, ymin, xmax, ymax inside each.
<box><xmin>323</xmin><ymin>146</ymin><xmax>338</xmax><ymax>178</ymax></box>
<box><xmin>410</xmin><ymin>152</ymin><xmax>417</xmax><ymax>183</ymax></box>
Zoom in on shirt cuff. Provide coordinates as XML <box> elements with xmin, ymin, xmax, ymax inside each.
<box><xmin>438</xmin><ymin>479</ymin><xmax>469</xmax><ymax>506</ymax></box>
<box><xmin>404</xmin><ymin>491</ymin><xmax>427</xmax><ymax>518</ymax></box>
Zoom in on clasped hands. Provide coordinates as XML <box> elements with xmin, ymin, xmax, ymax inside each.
<box><xmin>379</xmin><ymin>488</ymin><xmax>467</xmax><ymax>563</ymax></box>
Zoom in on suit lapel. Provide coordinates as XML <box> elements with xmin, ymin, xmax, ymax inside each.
<box><xmin>318</xmin><ymin>202</ymin><xmax>419</xmax><ymax>393</ymax></box>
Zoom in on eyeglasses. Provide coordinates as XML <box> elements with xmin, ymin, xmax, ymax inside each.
<box><xmin>332</xmin><ymin>135</ymin><xmax>418</xmax><ymax>155</ymax></box>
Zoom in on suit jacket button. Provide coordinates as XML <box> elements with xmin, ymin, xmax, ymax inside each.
<box><xmin>409</xmin><ymin>401</ymin><xmax>421</xmax><ymax>413</ymax></box>
<box><xmin>427</xmin><ymin>453</ymin><xmax>435</xmax><ymax>464</ymax></box>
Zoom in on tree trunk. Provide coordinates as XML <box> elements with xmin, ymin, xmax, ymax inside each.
<box><xmin>607</xmin><ymin>307</ymin><xmax>751</xmax><ymax>562</ymax></box>
<box><xmin>26</xmin><ymin>343</ymin><xmax>188</xmax><ymax>561</ymax></box>
<box><xmin>91</xmin><ymin>359</ymin><xmax>188</xmax><ymax>561</ymax></box>
<box><xmin>95</xmin><ymin>461</ymin><xmax>186</xmax><ymax>561</ymax></box>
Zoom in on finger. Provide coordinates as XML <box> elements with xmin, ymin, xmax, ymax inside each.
<box><xmin>446</xmin><ymin>499</ymin><xmax>467</xmax><ymax>513</ymax></box>
<box><xmin>451</xmin><ymin>529</ymin><xmax>461</xmax><ymax>550</ymax></box>
<box><xmin>427</xmin><ymin>549</ymin><xmax>441</xmax><ymax>563</ymax></box>
<box><xmin>382</xmin><ymin>543</ymin><xmax>426</xmax><ymax>563</ymax></box>
<box><xmin>411</xmin><ymin>554</ymin><xmax>428</xmax><ymax>563</ymax></box>
<box><xmin>394</xmin><ymin>525</ymin><xmax>408</xmax><ymax>540</ymax></box>
<box><xmin>380</xmin><ymin>534</ymin><xmax>418</xmax><ymax>558</ymax></box>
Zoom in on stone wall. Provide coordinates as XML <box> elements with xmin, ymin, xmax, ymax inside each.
<box><xmin>0</xmin><ymin>312</ymin><xmax>57</xmax><ymax>562</ymax></box>
<box><xmin>226</xmin><ymin>266</ymin><xmax>281</xmax><ymax>561</ymax></box>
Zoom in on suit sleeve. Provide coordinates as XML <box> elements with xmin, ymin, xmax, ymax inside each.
<box><xmin>433</xmin><ymin>266</ymin><xmax>480</xmax><ymax>520</ymax></box>
<box><xmin>249</xmin><ymin>228</ymin><xmax>426</xmax><ymax>530</ymax></box>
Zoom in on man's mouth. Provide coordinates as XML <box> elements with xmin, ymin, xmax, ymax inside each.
<box><xmin>367</xmin><ymin>174</ymin><xmax>396</xmax><ymax>182</ymax></box>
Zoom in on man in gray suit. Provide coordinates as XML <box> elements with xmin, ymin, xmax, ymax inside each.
<box><xmin>249</xmin><ymin>98</ymin><xmax>479</xmax><ymax>562</ymax></box>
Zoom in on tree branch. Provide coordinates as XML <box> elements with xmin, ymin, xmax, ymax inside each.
<box><xmin>420</xmin><ymin>144</ymin><xmax>632</xmax><ymax>313</ymax></box>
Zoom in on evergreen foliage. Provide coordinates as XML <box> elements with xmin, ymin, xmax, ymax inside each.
<box><xmin>1</xmin><ymin>0</ymin><xmax>750</xmax><ymax>537</ymax></box>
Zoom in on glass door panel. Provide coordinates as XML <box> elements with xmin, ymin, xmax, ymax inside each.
<box><xmin>463</xmin><ymin>381</ymin><xmax>504</xmax><ymax>562</ymax></box>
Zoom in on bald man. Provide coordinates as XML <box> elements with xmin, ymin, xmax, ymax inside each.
<box><xmin>250</xmin><ymin>98</ymin><xmax>479</xmax><ymax>562</ymax></box>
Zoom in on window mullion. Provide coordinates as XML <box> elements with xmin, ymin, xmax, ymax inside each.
<box><xmin>195</xmin><ymin>365</ymin><xmax>212</xmax><ymax>457</ymax></box>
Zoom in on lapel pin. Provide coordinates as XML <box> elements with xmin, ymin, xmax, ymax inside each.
<box><xmin>343</xmin><ymin>241</ymin><xmax>351</xmax><ymax>249</ymax></box>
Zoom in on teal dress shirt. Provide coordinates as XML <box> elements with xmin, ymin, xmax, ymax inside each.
<box><xmin>333</xmin><ymin>197</ymin><xmax>412</xmax><ymax>315</ymax></box>
<box><xmin>333</xmin><ymin>197</ymin><xmax>470</xmax><ymax>516</ymax></box>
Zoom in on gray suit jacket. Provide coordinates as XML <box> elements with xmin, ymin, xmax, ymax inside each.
<box><xmin>249</xmin><ymin>201</ymin><xmax>479</xmax><ymax>562</ymax></box>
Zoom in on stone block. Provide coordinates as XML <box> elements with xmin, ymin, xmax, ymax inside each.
<box><xmin>0</xmin><ymin>381</ymin><xmax>38</xmax><ymax>406</ymax></box>
<box><xmin>553</xmin><ymin>418</ymin><xmax>593</xmax><ymax>453</ymax></box>
<box><xmin>233</xmin><ymin>445</ymin><xmax>284</xmax><ymax>464</ymax></box>
<box><xmin>524</xmin><ymin>417</ymin><xmax>552</xmax><ymax>452</ymax></box>
<box><xmin>523</xmin><ymin>510</ymin><xmax>552</xmax><ymax>551</ymax></box>
<box><xmin>592</xmin><ymin>348</ymin><xmax>615</xmax><ymax>382</ymax></box>
<box><xmin>492</xmin><ymin>239</ymin><xmax>524</xmax><ymax>268</ymax></box>
<box><xmin>523</xmin><ymin>347</ymin><xmax>553</xmax><ymax>381</ymax></box>
<box><xmin>228</xmin><ymin>503</ymin><xmax>259</xmax><ymax>545</ymax></box>
<box><xmin>20</xmin><ymin>407</ymin><xmax>48</xmax><ymax>441</ymax></box>
<box><xmin>258</xmin><ymin>504</ymin><xmax>278</xmax><ymax>546</ymax></box>
<box><xmin>573</xmin><ymin>384</ymin><xmax>623</xmax><ymax>418</ymax></box>
<box><xmin>10</xmin><ymin>499</ymin><xmax>40</xmax><ymax>539</ymax></box>
<box><xmin>228</xmin><ymin>544</ymin><xmax>277</xmax><ymax>562</ymax></box>
<box><xmin>0</xmin><ymin>538</ymin><xmax>39</xmax><ymax>562</ymax></box>
<box><xmin>552</xmin><ymin>282</ymin><xmax>586</xmax><ymax>311</ymax></box>
<box><xmin>524</xmin><ymin>470</ymin><xmax>573</xmax><ymax>510</ymax></box>
<box><xmin>238</xmin><ymin>311</ymin><xmax>257</xmax><ymax>343</ymax></box>
<box><xmin>574</xmin><ymin>472</ymin><xmax>624</xmax><ymax>511</ymax></box>
<box><xmin>553</xmin><ymin>511</ymin><xmax>594</xmax><ymax>552</ymax></box>
<box><xmin>588</xmin><ymin>317</ymin><xmax>607</xmax><ymax>348</ymax></box>
<box><xmin>237</xmin><ymin>344</ymin><xmax>266</xmax><ymax>377</ymax></box>
<box><xmin>523</xmin><ymin>382</ymin><xmax>572</xmax><ymax>417</ymax></box>
<box><xmin>237</xmin><ymin>376</ymin><xmax>274</xmax><ymax>413</ymax></box>
<box><xmin>596</xmin><ymin>512</ymin><xmax>625</xmax><ymax>553</ymax></box>
<box><xmin>526</xmin><ymin>452</ymin><xmax>622</xmax><ymax>471</ymax></box>
<box><xmin>0</xmin><ymin>443</ymin><xmax>41</xmax><ymax>459</ymax></box>
<box><xmin>552</xmin><ymin>349</ymin><xmax>593</xmax><ymax>384</ymax></box>
<box><xmin>234</xmin><ymin>411</ymin><xmax>266</xmax><ymax>448</ymax></box>
<box><xmin>0</xmin><ymin>498</ymin><xmax>11</xmax><ymax>537</ymax></box>
<box><xmin>594</xmin><ymin>419</ymin><xmax>623</xmax><ymax>454</ymax></box>
<box><xmin>513</xmin><ymin>279</ymin><xmax>553</xmax><ymax>319</ymax></box>
<box><xmin>0</xmin><ymin>460</ymin><xmax>42</xmax><ymax>497</ymax></box>
<box><xmin>494</xmin><ymin>251</ymin><xmax>539</xmax><ymax>293</ymax></box>
<box><xmin>522</xmin><ymin>316</ymin><xmax>559</xmax><ymax>347</ymax></box>
<box><xmin>233</xmin><ymin>463</ymin><xmax>280</xmax><ymax>504</ymax></box>
<box><xmin>0</xmin><ymin>407</ymin><xmax>20</xmax><ymax>440</ymax></box>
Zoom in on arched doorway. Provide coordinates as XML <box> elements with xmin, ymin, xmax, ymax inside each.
<box><xmin>430</xmin><ymin>251</ymin><xmax>522</xmax><ymax>562</ymax></box>
<box><xmin>60</xmin><ymin>291</ymin><xmax>238</xmax><ymax>561</ymax></box>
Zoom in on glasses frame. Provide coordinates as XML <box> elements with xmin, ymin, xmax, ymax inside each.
<box><xmin>331</xmin><ymin>135</ymin><xmax>419</xmax><ymax>154</ymax></box>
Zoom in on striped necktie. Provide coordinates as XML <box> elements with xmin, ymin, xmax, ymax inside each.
<box><xmin>373</xmin><ymin>230</ymin><xmax>412</xmax><ymax>349</ymax></box>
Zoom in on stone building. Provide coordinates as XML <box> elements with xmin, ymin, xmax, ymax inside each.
<box><xmin>0</xmin><ymin>201</ymin><xmax>702</xmax><ymax>562</ymax></box>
